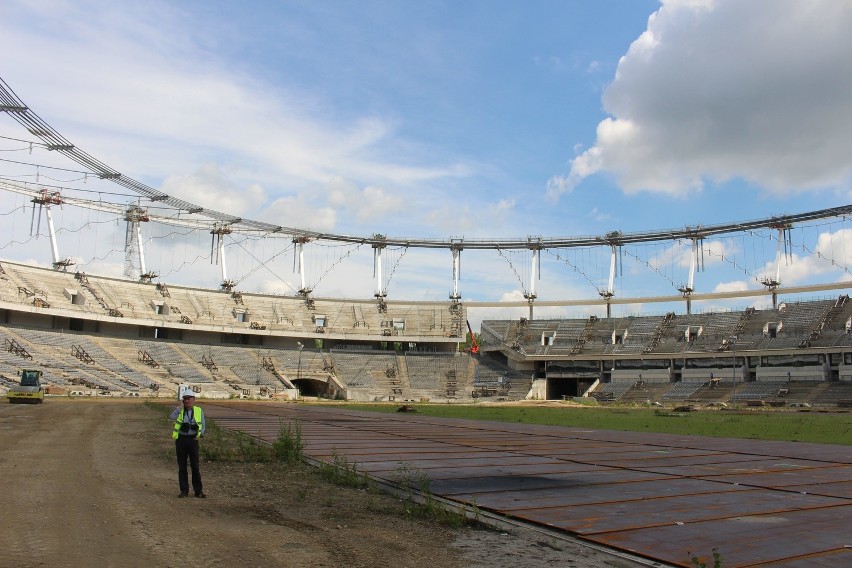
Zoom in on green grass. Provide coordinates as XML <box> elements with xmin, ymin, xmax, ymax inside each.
<box><xmin>336</xmin><ymin>403</ymin><xmax>852</xmax><ymax>445</ymax></box>
<box><xmin>317</xmin><ymin>449</ymin><xmax>373</xmax><ymax>489</ymax></box>
<box><xmin>390</xmin><ymin>461</ymin><xmax>479</xmax><ymax>528</ymax></box>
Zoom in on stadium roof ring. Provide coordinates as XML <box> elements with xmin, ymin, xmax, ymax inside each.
<box><xmin>1</xmin><ymin>75</ymin><xmax>851</xmax><ymax>314</ymax></box>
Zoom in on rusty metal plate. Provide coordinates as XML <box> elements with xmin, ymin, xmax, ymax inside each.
<box><xmin>428</xmin><ymin>468</ymin><xmax>678</xmax><ymax>497</ymax></box>
<box><xmin>590</xmin><ymin>506</ymin><xmax>852</xmax><ymax>567</ymax></box>
<box><xmin>441</xmin><ymin>477</ymin><xmax>736</xmax><ymax>511</ymax></box>
<box><xmin>511</xmin><ymin>488</ymin><xmax>845</xmax><ymax>534</ymax></box>
<box><xmin>784</xmin><ymin>480</ymin><xmax>852</xmax><ymax>499</ymax></box>
<box><xmin>691</xmin><ymin>465</ymin><xmax>852</xmax><ymax>488</ymax></box>
<box><xmin>202</xmin><ymin>403</ymin><xmax>852</xmax><ymax>567</ymax></box>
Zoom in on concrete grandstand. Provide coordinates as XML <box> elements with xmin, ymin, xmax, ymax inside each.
<box><xmin>0</xmin><ymin>259</ymin><xmax>499</xmax><ymax>401</ymax></box>
<box><xmin>482</xmin><ymin>297</ymin><xmax>852</xmax><ymax>406</ymax></box>
<box><xmin>3</xmin><ymin>257</ymin><xmax>852</xmax><ymax>407</ymax></box>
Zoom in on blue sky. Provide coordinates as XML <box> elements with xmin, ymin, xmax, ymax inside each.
<box><xmin>1</xmin><ymin>1</ymin><xmax>851</xmax><ymax>324</ymax></box>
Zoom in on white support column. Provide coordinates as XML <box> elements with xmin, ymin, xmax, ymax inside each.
<box><xmin>211</xmin><ymin>224</ymin><xmax>233</xmax><ymax>289</ymax></box>
<box><xmin>760</xmin><ymin>227</ymin><xmax>786</xmax><ymax>309</ymax></box>
<box><xmin>218</xmin><ymin>234</ymin><xmax>228</xmax><ymax>283</ymax></box>
<box><xmin>292</xmin><ymin>237</ymin><xmax>312</xmax><ymax>297</ymax></box>
<box><xmin>450</xmin><ymin>245</ymin><xmax>462</xmax><ymax>300</ymax></box>
<box><xmin>529</xmin><ymin>247</ymin><xmax>539</xmax><ymax>300</ymax></box>
<box><xmin>125</xmin><ymin>205</ymin><xmax>153</xmax><ymax>280</ymax></box>
<box><xmin>599</xmin><ymin>239</ymin><xmax>619</xmax><ymax>318</ymax></box>
<box><xmin>687</xmin><ymin>239</ymin><xmax>698</xmax><ymax>292</ymax></box>
<box><xmin>32</xmin><ymin>190</ymin><xmax>70</xmax><ymax>270</ymax></box>
<box><xmin>297</xmin><ymin>240</ymin><xmax>306</xmax><ymax>292</ymax></box>
<box><xmin>44</xmin><ymin>205</ymin><xmax>61</xmax><ymax>267</ymax></box>
<box><xmin>135</xmin><ymin>222</ymin><xmax>147</xmax><ymax>276</ymax></box>
<box><xmin>774</xmin><ymin>227</ymin><xmax>784</xmax><ymax>286</ymax></box>
<box><xmin>524</xmin><ymin>244</ymin><xmax>540</xmax><ymax>320</ymax></box>
<box><xmin>607</xmin><ymin>244</ymin><xmax>617</xmax><ymax>296</ymax></box>
<box><xmin>374</xmin><ymin>245</ymin><xmax>385</xmax><ymax>297</ymax></box>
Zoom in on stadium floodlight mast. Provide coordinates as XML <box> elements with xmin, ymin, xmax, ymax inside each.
<box><xmin>296</xmin><ymin>341</ymin><xmax>304</xmax><ymax>382</ymax></box>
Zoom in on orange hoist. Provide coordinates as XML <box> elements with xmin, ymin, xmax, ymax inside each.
<box><xmin>466</xmin><ymin>320</ymin><xmax>479</xmax><ymax>354</ymax></box>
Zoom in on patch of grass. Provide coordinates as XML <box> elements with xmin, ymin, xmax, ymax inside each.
<box><xmin>198</xmin><ymin>417</ymin><xmax>306</xmax><ymax>464</ymax></box>
<box><xmin>200</xmin><ymin>420</ymin><xmax>273</xmax><ymax>462</ymax></box>
<box><xmin>690</xmin><ymin>549</ymin><xmax>723</xmax><ymax>568</ymax></box>
<box><xmin>318</xmin><ymin>450</ymin><xmax>373</xmax><ymax>489</ymax></box>
<box><xmin>338</xmin><ymin>403</ymin><xmax>852</xmax><ymax>445</ymax></box>
<box><xmin>143</xmin><ymin>400</ymin><xmax>171</xmax><ymax>416</ymax></box>
<box><xmin>271</xmin><ymin>419</ymin><xmax>304</xmax><ymax>464</ymax></box>
<box><xmin>391</xmin><ymin>461</ymin><xmax>479</xmax><ymax>529</ymax></box>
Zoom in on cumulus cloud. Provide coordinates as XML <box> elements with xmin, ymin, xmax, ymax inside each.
<box><xmin>498</xmin><ymin>290</ymin><xmax>528</xmax><ymax>303</ymax></box>
<box><xmin>257</xmin><ymin>278</ymin><xmax>299</xmax><ymax>295</ymax></box>
<box><xmin>648</xmin><ymin>239</ymin><xmax>731</xmax><ymax>271</ymax></box>
<box><xmin>752</xmin><ymin>227</ymin><xmax>852</xmax><ymax>286</ymax></box>
<box><xmin>588</xmin><ymin>207</ymin><xmax>610</xmax><ymax>222</ymax></box>
<box><xmin>325</xmin><ymin>176</ymin><xmax>405</xmax><ymax>222</ymax></box>
<box><xmin>161</xmin><ymin>164</ymin><xmax>266</xmax><ymax>217</ymax></box>
<box><xmin>260</xmin><ymin>196</ymin><xmax>338</xmax><ymax>232</ymax></box>
<box><xmin>0</xmin><ymin>0</ymin><xmax>471</xmax><ymax>234</ymax></box>
<box><xmin>422</xmin><ymin>196</ymin><xmax>518</xmax><ymax>235</ymax></box>
<box><xmin>549</xmin><ymin>0</ymin><xmax>852</xmax><ymax>199</ymax></box>
<box><xmin>713</xmin><ymin>280</ymin><xmax>750</xmax><ymax>294</ymax></box>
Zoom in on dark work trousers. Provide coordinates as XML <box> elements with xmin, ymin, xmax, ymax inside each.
<box><xmin>175</xmin><ymin>436</ymin><xmax>202</xmax><ymax>495</ymax></box>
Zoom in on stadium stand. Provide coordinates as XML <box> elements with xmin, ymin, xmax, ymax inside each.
<box><xmin>3</xmin><ymin>254</ymin><xmax>852</xmax><ymax>407</ymax></box>
<box><xmin>481</xmin><ymin>295</ymin><xmax>852</xmax><ymax>406</ymax></box>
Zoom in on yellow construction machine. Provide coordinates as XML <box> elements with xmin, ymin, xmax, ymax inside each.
<box><xmin>6</xmin><ymin>369</ymin><xmax>45</xmax><ymax>403</ymax></box>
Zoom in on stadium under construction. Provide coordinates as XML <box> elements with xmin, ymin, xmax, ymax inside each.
<box><xmin>1</xmin><ymin>74</ymin><xmax>852</xmax><ymax>407</ymax></box>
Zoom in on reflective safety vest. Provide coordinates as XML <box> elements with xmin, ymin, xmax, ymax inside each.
<box><xmin>172</xmin><ymin>406</ymin><xmax>204</xmax><ymax>440</ymax></box>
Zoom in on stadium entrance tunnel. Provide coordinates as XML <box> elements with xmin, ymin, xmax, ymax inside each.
<box><xmin>293</xmin><ymin>377</ymin><xmax>330</xmax><ymax>397</ymax></box>
<box><xmin>546</xmin><ymin>377</ymin><xmax>592</xmax><ymax>400</ymax></box>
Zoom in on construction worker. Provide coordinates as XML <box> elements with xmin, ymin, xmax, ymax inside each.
<box><xmin>170</xmin><ymin>391</ymin><xmax>206</xmax><ymax>498</ymax></box>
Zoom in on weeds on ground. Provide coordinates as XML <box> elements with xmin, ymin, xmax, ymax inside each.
<box><xmin>271</xmin><ymin>418</ymin><xmax>304</xmax><ymax>463</ymax></box>
<box><xmin>318</xmin><ymin>449</ymin><xmax>372</xmax><ymax>489</ymax></box>
<box><xmin>143</xmin><ymin>400</ymin><xmax>170</xmax><ymax>415</ymax></box>
<box><xmin>689</xmin><ymin>549</ymin><xmax>723</xmax><ymax>568</ymax></box>
<box><xmin>200</xmin><ymin>418</ymin><xmax>304</xmax><ymax>463</ymax></box>
<box><xmin>391</xmin><ymin>461</ymin><xmax>478</xmax><ymax>529</ymax></box>
<box><xmin>200</xmin><ymin>421</ymin><xmax>262</xmax><ymax>462</ymax></box>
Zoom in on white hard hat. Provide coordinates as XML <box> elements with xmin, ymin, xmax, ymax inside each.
<box><xmin>182</xmin><ymin>391</ymin><xmax>196</xmax><ymax>399</ymax></box>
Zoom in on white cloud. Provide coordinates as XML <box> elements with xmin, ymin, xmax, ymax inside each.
<box><xmin>495</xmin><ymin>198</ymin><xmax>516</xmax><ymax>212</ymax></box>
<box><xmin>551</xmin><ymin>0</ymin><xmax>852</xmax><ymax>197</ymax></box>
<box><xmin>498</xmin><ymin>289</ymin><xmax>527</xmax><ymax>303</ymax></box>
<box><xmin>588</xmin><ymin>207</ymin><xmax>610</xmax><ymax>222</ymax></box>
<box><xmin>814</xmin><ymin>228</ymin><xmax>852</xmax><ymax>268</ymax></box>
<box><xmin>751</xmin><ymin>228</ymin><xmax>852</xmax><ymax>286</ymax></box>
<box><xmin>257</xmin><ymin>278</ymin><xmax>299</xmax><ymax>296</ymax></box>
<box><xmin>0</xmin><ymin>0</ymin><xmax>471</xmax><ymax>235</ymax></box>
<box><xmin>648</xmin><ymin>239</ymin><xmax>731</xmax><ymax>271</ymax></box>
<box><xmin>161</xmin><ymin>164</ymin><xmax>266</xmax><ymax>217</ymax></box>
<box><xmin>713</xmin><ymin>280</ymin><xmax>750</xmax><ymax>294</ymax></box>
<box><xmin>422</xmin><ymin>196</ymin><xmax>518</xmax><ymax>235</ymax></box>
<box><xmin>326</xmin><ymin>177</ymin><xmax>406</xmax><ymax>223</ymax></box>
<box><xmin>260</xmin><ymin>196</ymin><xmax>338</xmax><ymax>233</ymax></box>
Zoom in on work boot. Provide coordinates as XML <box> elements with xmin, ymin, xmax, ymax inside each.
<box><xmin>178</xmin><ymin>492</ymin><xmax>188</xmax><ymax>498</ymax></box>
<box><xmin>195</xmin><ymin>491</ymin><xmax>207</xmax><ymax>498</ymax></box>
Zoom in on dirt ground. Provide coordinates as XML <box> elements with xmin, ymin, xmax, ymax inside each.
<box><xmin>0</xmin><ymin>400</ymin><xmax>646</xmax><ymax>568</ymax></box>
